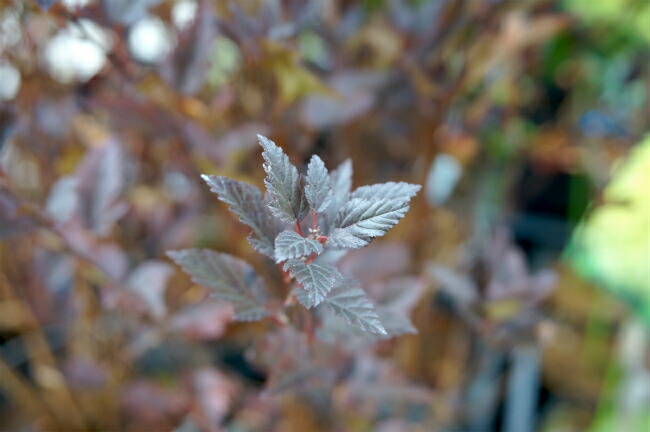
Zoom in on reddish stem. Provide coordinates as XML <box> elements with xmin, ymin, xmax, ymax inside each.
<box><xmin>295</xmin><ymin>220</ymin><xmax>304</xmax><ymax>237</ymax></box>
<box><xmin>312</xmin><ymin>211</ymin><xmax>318</xmax><ymax>231</ymax></box>
<box><xmin>316</xmin><ymin>236</ymin><xmax>328</xmax><ymax>244</ymax></box>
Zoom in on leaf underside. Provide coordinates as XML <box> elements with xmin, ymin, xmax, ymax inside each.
<box><xmin>202</xmin><ymin>175</ymin><xmax>277</xmax><ymax>257</ymax></box>
<box><xmin>167</xmin><ymin>249</ymin><xmax>270</xmax><ymax>321</ymax></box>
<box><xmin>258</xmin><ymin>135</ymin><xmax>308</xmax><ymax>223</ymax></box>
<box><xmin>329</xmin><ymin>198</ymin><xmax>410</xmax><ymax>248</ymax></box>
<box><xmin>284</xmin><ymin>259</ymin><xmax>343</xmax><ymax>307</ymax></box>
<box><xmin>305</xmin><ymin>155</ymin><xmax>333</xmax><ymax>213</ymax></box>
<box><xmin>274</xmin><ymin>230</ymin><xmax>323</xmax><ymax>263</ymax></box>
<box><xmin>325</xmin><ymin>286</ymin><xmax>386</xmax><ymax>334</ymax></box>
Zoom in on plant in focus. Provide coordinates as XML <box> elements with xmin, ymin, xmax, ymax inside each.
<box><xmin>168</xmin><ymin>135</ymin><xmax>421</xmax><ymax>335</ymax></box>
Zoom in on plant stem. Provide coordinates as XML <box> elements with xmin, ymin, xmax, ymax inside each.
<box><xmin>312</xmin><ymin>211</ymin><xmax>318</xmax><ymax>231</ymax></box>
<box><xmin>295</xmin><ymin>220</ymin><xmax>304</xmax><ymax>237</ymax></box>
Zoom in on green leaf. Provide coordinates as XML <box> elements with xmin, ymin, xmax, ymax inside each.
<box><xmin>258</xmin><ymin>135</ymin><xmax>308</xmax><ymax>223</ymax></box>
<box><xmin>201</xmin><ymin>175</ymin><xmax>277</xmax><ymax>258</ymax></box>
<box><xmin>167</xmin><ymin>249</ymin><xmax>270</xmax><ymax>321</ymax></box>
<box><xmin>284</xmin><ymin>259</ymin><xmax>342</xmax><ymax>307</ymax></box>
<box><xmin>274</xmin><ymin>230</ymin><xmax>323</xmax><ymax>263</ymax></box>
<box><xmin>305</xmin><ymin>155</ymin><xmax>333</xmax><ymax>213</ymax></box>
<box><xmin>325</xmin><ymin>285</ymin><xmax>386</xmax><ymax>334</ymax></box>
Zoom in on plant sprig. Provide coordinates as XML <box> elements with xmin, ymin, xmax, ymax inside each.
<box><xmin>168</xmin><ymin>135</ymin><xmax>421</xmax><ymax>335</ymax></box>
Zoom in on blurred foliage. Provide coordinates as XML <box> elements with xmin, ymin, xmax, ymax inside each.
<box><xmin>0</xmin><ymin>0</ymin><xmax>648</xmax><ymax>431</ymax></box>
<box><xmin>567</xmin><ymin>135</ymin><xmax>650</xmax><ymax>325</ymax></box>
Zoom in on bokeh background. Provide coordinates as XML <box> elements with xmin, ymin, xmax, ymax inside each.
<box><xmin>1</xmin><ymin>0</ymin><xmax>649</xmax><ymax>431</ymax></box>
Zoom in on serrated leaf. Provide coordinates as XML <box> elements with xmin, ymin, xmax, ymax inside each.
<box><xmin>327</xmin><ymin>228</ymin><xmax>369</xmax><ymax>249</ymax></box>
<box><xmin>284</xmin><ymin>259</ymin><xmax>342</xmax><ymax>307</ymax></box>
<box><xmin>167</xmin><ymin>249</ymin><xmax>270</xmax><ymax>321</ymax></box>
<box><xmin>333</xmin><ymin>198</ymin><xmax>410</xmax><ymax>248</ymax></box>
<box><xmin>371</xmin><ymin>277</ymin><xmax>424</xmax><ymax>337</ymax></box>
<box><xmin>376</xmin><ymin>311</ymin><xmax>417</xmax><ymax>336</ymax></box>
<box><xmin>351</xmin><ymin>182</ymin><xmax>421</xmax><ymax>203</ymax></box>
<box><xmin>274</xmin><ymin>230</ymin><xmax>323</xmax><ymax>263</ymax></box>
<box><xmin>258</xmin><ymin>135</ymin><xmax>308</xmax><ymax>223</ymax></box>
<box><xmin>323</xmin><ymin>159</ymin><xmax>353</xmax><ymax>233</ymax></box>
<box><xmin>305</xmin><ymin>155</ymin><xmax>333</xmax><ymax>213</ymax></box>
<box><xmin>201</xmin><ymin>175</ymin><xmax>277</xmax><ymax>258</ymax></box>
<box><xmin>325</xmin><ymin>286</ymin><xmax>386</xmax><ymax>334</ymax></box>
<box><xmin>292</xmin><ymin>286</ymin><xmax>315</xmax><ymax>309</ymax></box>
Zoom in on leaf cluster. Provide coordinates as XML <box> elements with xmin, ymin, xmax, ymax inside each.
<box><xmin>169</xmin><ymin>135</ymin><xmax>420</xmax><ymax>335</ymax></box>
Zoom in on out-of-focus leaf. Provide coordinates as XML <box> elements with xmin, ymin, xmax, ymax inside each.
<box><xmin>429</xmin><ymin>264</ymin><xmax>478</xmax><ymax>306</ymax></box>
<box><xmin>369</xmin><ymin>277</ymin><xmax>425</xmax><ymax>337</ymax></box>
<box><xmin>261</xmin><ymin>41</ymin><xmax>331</xmax><ymax>106</ymax></box>
<box><xmin>351</xmin><ymin>182</ymin><xmax>421</xmax><ymax>203</ymax></box>
<box><xmin>567</xmin><ymin>135</ymin><xmax>650</xmax><ymax>324</ymax></box>
<box><xmin>191</xmin><ymin>368</ymin><xmax>237</xmax><ymax>426</ymax></box>
<box><xmin>336</xmin><ymin>357</ymin><xmax>432</xmax><ymax>417</ymax></box>
<box><xmin>338</xmin><ymin>242</ymin><xmax>410</xmax><ymax>284</ymax></box>
<box><xmin>305</xmin><ymin>155</ymin><xmax>333</xmax><ymax>213</ymax></box>
<box><xmin>59</xmin><ymin>228</ymin><xmax>129</xmax><ymax>280</ymax></box>
<box><xmin>251</xmin><ymin>328</ymin><xmax>337</xmax><ymax>395</ymax></box>
<box><xmin>201</xmin><ymin>175</ymin><xmax>277</xmax><ymax>258</ymax></box>
<box><xmin>171</xmin><ymin>300</ymin><xmax>233</xmax><ymax>340</ymax></box>
<box><xmin>62</xmin><ymin>358</ymin><xmax>109</xmax><ymax>389</ymax></box>
<box><xmin>121</xmin><ymin>380</ymin><xmax>189</xmax><ymax>431</ymax></box>
<box><xmin>274</xmin><ymin>230</ymin><xmax>322</xmax><ymax>263</ymax></box>
<box><xmin>259</xmin><ymin>134</ymin><xmax>308</xmax><ymax>223</ymax></box>
<box><xmin>34</xmin><ymin>0</ymin><xmax>58</xmax><ymax>11</ymax></box>
<box><xmin>102</xmin><ymin>0</ymin><xmax>162</xmax><ymax>25</ymax></box>
<box><xmin>565</xmin><ymin>0</ymin><xmax>650</xmax><ymax>43</ymax></box>
<box><xmin>323</xmin><ymin>158</ymin><xmax>353</xmax><ymax>232</ymax></box>
<box><xmin>284</xmin><ymin>259</ymin><xmax>342</xmax><ymax>307</ymax></box>
<box><xmin>331</xmin><ymin>199</ymin><xmax>410</xmax><ymax>248</ymax></box>
<box><xmin>300</xmin><ymin>71</ymin><xmax>388</xmax><ymax>129</ymax></box>
<box><xmin>0</xmin><ymin>188</ymin><xmax>38</xmax><ymax>238</ymax></box>
<box><xmin>75</xmin><ymin>138</ymin><xmax>128</xmax><ymax>237</ymax></box>
<box><xmin>325</xmin><ymin>285</ymin><xmax>386</xmax><ymax>335</ymax></box>
<box><xmin>167</xmin><ymin>249</ymin><xmax>270</xmax><ymax>321</ymax></box>
<box><xmin>164</xmin><ymin>1</ymin><xmax>215</xmax><ymax>94</ymax></box>
<box><xmin>126</xmin><ymin>261</ymin><xmax>174</xmax><ymax>318</ymax></box>
<box><xmin>425</xmin><ymin>153</ymin><xmax>463</xmax><ymax>206</ymax></box>
<box><xmin>45</xmin><ymin>177</ymin><xmax>78</xmax><ymax>224</ymax></box>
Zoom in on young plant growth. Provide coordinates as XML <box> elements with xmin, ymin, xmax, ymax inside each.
<box><xmin>168</xmin><ymin>135</ymin><xmax>421</xmax><ymax>335</ymax></box>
